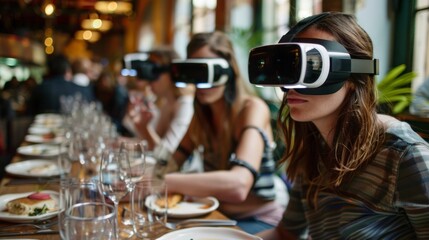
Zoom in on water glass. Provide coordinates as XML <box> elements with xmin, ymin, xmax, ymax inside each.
<box><xmin>132</xmin><ymin>179</ymin><xmax>168</xmax><ymax>239</ymax></box>
<box><xmin>65</xmin><ymin>202</ymin><xmax>117</xmax><ymax>240</ymax></box>
<box><xmin>58</xmin><ymin>178</ymin><xmax>106</xmax><ymax>239</ymax></box>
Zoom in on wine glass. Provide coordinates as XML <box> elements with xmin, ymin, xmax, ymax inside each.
<box><xmin>119</xmin><ymin>140</ymin><xmax>147</xmax><ymax>185</ymax></box>
<box><xmin>118</xmin><ymin>140</ymin><xmax>147</xmax><ymax>228</ymax></box>
<box><xmin>99</xmin><ymin>150</ymin><xmax>133</xmax><ymax>239</ymax></box>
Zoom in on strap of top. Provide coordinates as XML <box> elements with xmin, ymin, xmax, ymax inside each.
<box><xmin>233</xmin><ymin>126</ymin><xmax>277</xmax><ymax>200</ymax></box>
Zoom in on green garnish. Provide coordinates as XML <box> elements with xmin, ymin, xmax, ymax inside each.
<box><xmin>28</xmin><ymin>204</ymin><xmax>49</xmax><ymax>216</ymax></box>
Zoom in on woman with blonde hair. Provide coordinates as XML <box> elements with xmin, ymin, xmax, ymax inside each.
<box><xmin>162</xmin><ymin>31</ymin><xmax>287</xmax><ymax>234</ymax></box>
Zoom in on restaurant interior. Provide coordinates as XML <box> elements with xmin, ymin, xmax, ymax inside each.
<box><xmin>0</xmin><ymin>0</ymin><xmax>428</xmax><ymax>239</ymax></box>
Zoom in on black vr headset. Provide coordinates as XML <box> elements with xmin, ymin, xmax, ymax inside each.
<box><xmin>171</xmin><ymin>58</ymin><xmax>233</xmax><ymax>89</ymax></box>
<box><xmin>248</xmin><ymin>12</ymin><xmax>379</xmax><ymax>95</ymax></box>
<box><xmin>121</xmin><ymin>53</ymin><xmax>169</xmax><ymax>81</ymax></box>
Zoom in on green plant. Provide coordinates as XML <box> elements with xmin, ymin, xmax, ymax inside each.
<box><xmin>377</xmin><ymin>64</ymin><xmax>417</xmax><ymax>114</ymax></box>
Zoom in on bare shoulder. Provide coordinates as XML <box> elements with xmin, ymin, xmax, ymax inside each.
<box><xmin>239</xmin><ymin>96</ymin><xmax>271</xmax><ymax>124</ymax></box>
<box><xmin>243</xmin><ymin>96</ymin><xmax>270</xmax><ymax>114</ymax></box>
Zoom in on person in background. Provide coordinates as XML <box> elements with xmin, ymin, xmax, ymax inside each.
<box><xmin>27</xmin><ymin>54</ymin><xmax>94</xmax><ymax>115</ymax></box>
<box><xmin>94</xmin><ymin>69</ymin><xmax>128</xmax><ymax>134</ymax></box>
<box><xmin>71</xmin><ymin>57</ymin><xmax>92</xmax><ymax>87</ymax></box>
<box><xmin>250</xmin><ymin>12</ymin><xmax>429</xmax><ymax>239</ymax></box>
<box><xmin>123</xmin><ymin>47</ymin><xmax>195</xmax><ymax>156</ymax></box>
<box><xmin>161</xmin><ymin>31</ymin><xmax>287</xmax><ymax>234</ymax></box>
<box><xmin>410</xmin><ymin>77</ymin><xmax>429</xmax><ymax>117</ymax></box>
<box><xmin>3</xmin><ymin>76</ymin><xmax>19</xmax><ymax>92</ymax></box>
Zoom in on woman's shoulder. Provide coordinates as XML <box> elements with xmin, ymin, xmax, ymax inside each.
<box><xmin>235</xmin><ymin>96</ymin><xmax>272</xmax><ymax>133</ymax></box>
<box><xmin>242</xmin><ymin>95</ymin><xmax>270</xmax><ymax>111</ymax></box>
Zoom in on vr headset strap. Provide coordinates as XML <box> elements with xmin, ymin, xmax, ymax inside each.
<box><xmin>280</xmin><ymin>12</ymin><xmax>331</xmax><ymax>42</ymax></box>
<box><xmin>351</xmin><ymin>59</ymin><xmax>379</xmax><ymax>75</ymax></box>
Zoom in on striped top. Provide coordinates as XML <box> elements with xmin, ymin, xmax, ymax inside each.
<box><xmin>282</xmin><ymin>121</ymin><xmax>429</xmax><ymax>239</ymax></box>
<box><xmin>241</xmin><ymin>126</ymin><xmax>277</xmax><ymax>200</ymax></box>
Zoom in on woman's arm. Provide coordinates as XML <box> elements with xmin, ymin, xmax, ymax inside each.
<box><xmin>165</xmin><ymin>97</ymin><xmax>272</xmax><ymax>202</ymax></box>
<box><xmin>157</xmin><ymin>95</ymin><xmax>194</xmax><ymax>152</ymax></box>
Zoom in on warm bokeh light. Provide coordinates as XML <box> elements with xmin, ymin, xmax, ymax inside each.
<box><xmin>95</xmin><ymin>1</ymin><xmax>133</xmax><ymax>15</ymax></box>
<box><xmin>44</xmin><ymin>37</ymin><xmax>53</xmax><ymax>46</ymax></box>
<box><xmin>45</xmin><ymin>45</ymin><xmax>54</xmax><ymax>54</ymax></box>
<box><xmin>75</xmin><ymin>30</ymin><xmax>101</xmax><ymax>42</ymax></box>
<box><xmin>44</xmin><ymin>3</ymin><xmax>55</xmax><ymax>16</ymax></box>
<box><xmin>81</xmin><ymin>18</ymin><xmax>112</xmax><ymax>32</ymax></box>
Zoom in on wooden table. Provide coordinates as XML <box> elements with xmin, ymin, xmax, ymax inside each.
<box><xmin>0</xmin><ymin>148</ymin><xmax>232</xmax><ymax>239</ymax></box>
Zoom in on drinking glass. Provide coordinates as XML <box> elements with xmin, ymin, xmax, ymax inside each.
<box><xmin>119</xmin><ymin>140</ymin><xmax>147</xmax><ymax>184</ymax></box>
<box><xmin>65</xmin><ymin>202</ymin><xmax>117</xmax><ymax>240</ymax></box>
<box><xmin>132</xmin><ymin>179</ymin><xmax>168</xmax><ymax>239</ymax></box>
<box><xmin>118</xmin><ymin>139</ymin><xmax>147</xmax><ymax>229</ymax></box>
<box><xmin>99</xmin><ymin>150</ymin><xmax>132</xmax><ymax>239</ymax></box>
<box><xmin>58</xmin><ymin>179</ymin><xmax>106</xmax><ymax>240</ymax></box>
<box><xmin>57</xmin><ymin>135</ymin><xmax>80</xmax><ymax>179</ymax></box>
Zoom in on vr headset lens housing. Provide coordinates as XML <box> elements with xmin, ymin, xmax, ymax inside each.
<box><xmin>248</xmin><ymin>38</ymin><xmax>379</xmax><ymax>95</ymax></box>
<box><xmin>249</xmin><ymin>43</ymin><xmax>331</xmax><ymax>88</ymax></box>
<box><xmin>171</xmin><ymin>58</ymin><xmax>232</xmax><ymax>89</ymax></box>
<box><xmin>121</xmin><ymin>53</ymin><xmax>168</xmax><ymax>81</ymax></box>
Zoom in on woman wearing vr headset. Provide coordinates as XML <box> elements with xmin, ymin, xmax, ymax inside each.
<box><xmin>161</xmin><ymin>31</ymin><xmax>287</xmax><ymax>234</ymax></box>
<box><xmin>123</xmin><ymin>47</ymin><xmax>195</xmax><ymax>157</ymax></box>
<box><xmin>252</xmin><ymin>12</ymin><xmax>429</xmax><ymax>239</ymax></box>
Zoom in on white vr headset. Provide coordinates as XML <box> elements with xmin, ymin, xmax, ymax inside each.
<box><xmin>171</xmin><ymin>58</ymin><xmax>233</xmax><ymax>89</ymax></box>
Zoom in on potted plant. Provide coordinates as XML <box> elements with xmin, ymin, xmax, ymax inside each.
<box><xmin>377</xmin><ymin>64</ymin><xmax>417</xmax><ymax>114</ymax></box>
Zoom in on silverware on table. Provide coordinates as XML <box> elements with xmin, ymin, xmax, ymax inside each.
<box><xmin>0</xmin><ymin>220</ymin><xmax>58</xmax><ymax>231</ymax></box>
<box><xmin>0</xmin><ymin>229</ymin><xmax>58</xmax><ymax>237</ymax></box>
<box><xmin>164</xmin><ymin>219</ymin><xmax>237</xmax><ymax>230</ymax></box>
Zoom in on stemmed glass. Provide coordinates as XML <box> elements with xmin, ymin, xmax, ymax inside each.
<box><xmin>99</xmin><ymin>150</ymin><xmax>133</xmax><ymax>239</ymax></box>
<box><xmin>119</xmin><ymin>140</ymin><xmax>147</xmax><ymax>184</ymax></box>
<box><xmin>118</xmin><ymin>140</ymin><xmax>147</xmax><ymax>228</ymax></box>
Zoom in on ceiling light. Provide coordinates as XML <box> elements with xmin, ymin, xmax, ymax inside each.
<box><xmin>81</xmin><ymin>18</ymin><xmax>112</xmax><ymax>32</ymax></box>
<box><xmin>95</xmin><ymin>1</ymin><xmax>133</xmax><ymax>15</ymax></box>
<box><xmin>75</xmin><ymin>30</ymin><xmax>101</xmax><ymax>43</ymax></box>
<box><xmin>44</xmin><ymin>3</ymin><xmax>55</xmax><ymax>16</ymax></box>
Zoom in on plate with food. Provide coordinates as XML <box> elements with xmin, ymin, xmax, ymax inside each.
<box><xmin>148</xmin><ymin>194</ymin><xmax>219</xmax><ymax>218</ymax></box>
<box><xmin>156</xmin><ymin>227</ymin><xmax>262</xmax><ymax>240</ymax></box>
<box><xmin>17</xmin><ymin>144</ymin><xmax>63</xmax><ymax>158</ymax></box>
<box><xmin>0</xmin><ymin>191</ymin><xmax>59</xmax><ymax>223</ymax></box>
<box><xmin>5</xmin><ymin>160</ymin><xmax>60</xmax><ymax>178</ymax></box>
<box><xmin>25</xmin><ymin>134</ymin><xmax>63</xmax><ymax>144</ymax></box>
<box><xmin>34</xmin><ymin>114</ymin><xmax>63</xmax><ymax>125</ymax></box>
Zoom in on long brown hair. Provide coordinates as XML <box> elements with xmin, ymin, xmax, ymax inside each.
<box><xmin>278</xmin><ymin>12</ymin><xmax>385</xmax><ymax>205</ymax></box>
<box><xmin>186</xmin><ymin>31</ymin><xmax>255</xmax><ymax>169</ymax></box>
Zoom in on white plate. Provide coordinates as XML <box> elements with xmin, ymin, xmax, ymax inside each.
<box><xmin>0</xmin><ymin>191</ymin><xmax>59</xmax><ymax>223</ymax></box>
<box><xmin>33</xmin><ymin>117</ymin><xmax>63</xmax><ymax>128</ymax></box>
<box><xmin>5</xmin><ymin>160</ymin><xmax>60</xmax><ymax>177</ymax></box>
<box><xmin>148</xmin><ymin>196</ymin><xmax>219</xmax><ymax>218</ymax></box>
<box><xmin>28</xmin><ymin>126</ymin><xmax>51</xmax><ymax>135</ymax></box>
<box><xmin>17</xmin><ymin>144</ymin><xmax>63</xmax><ymax>158</ymax></box>
<box><xmin>156</xmin><ymin>227</ymin><xmax>262</xmax><ymax>240</ymax></box>
<box><xmin>25</xmin><ymin>135</ymin><xmax>63</xmax><ymax>144</ymax></box>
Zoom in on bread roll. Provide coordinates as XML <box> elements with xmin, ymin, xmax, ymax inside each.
<box><xmin>155</xmin><ymin>194</ymin><xmax>183</xmax><ymax>208</ymax></box>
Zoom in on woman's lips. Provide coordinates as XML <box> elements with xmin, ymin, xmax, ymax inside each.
<box><xmin>287</xmin><ymin>97</ymin><xmax>307</xmax><ymax>104</ymax></box>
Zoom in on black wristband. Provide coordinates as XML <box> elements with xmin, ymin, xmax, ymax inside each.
<box><xmin>230</xmin><ymin>157</ymin><xmax>259</xmax><ymax>186</ymax></box>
